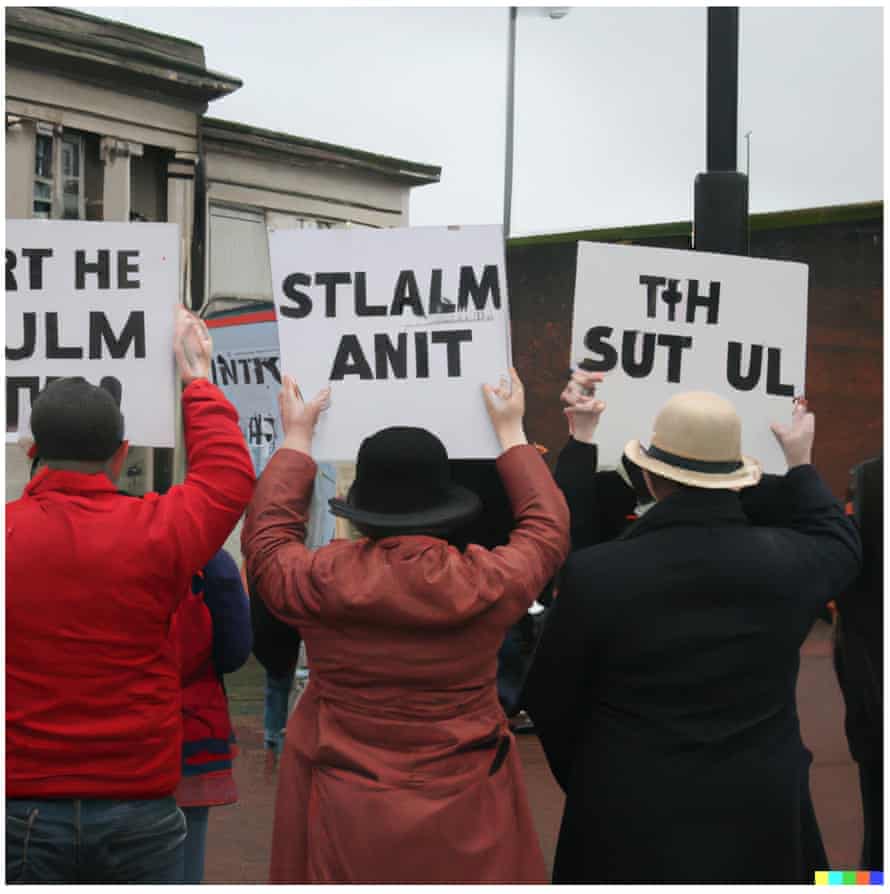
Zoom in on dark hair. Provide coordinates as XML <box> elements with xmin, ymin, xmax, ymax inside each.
<box><xmin>621</xmin><ymin>454</ymin><xmax>653</xmax><ymax>504</ymax></box>
<box><xmin>31</xmin><ymin>377</ymin><xmax>124</xmax><ymax>462</ymax></box>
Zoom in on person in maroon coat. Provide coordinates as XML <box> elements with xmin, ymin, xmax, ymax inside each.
<box><xmin>242</xmin><ymin>368</ymin><xmax>570</xmax><ymax>884</ymax></box>
<box><xmin>6</xmin><ymin>309</ymin><xmax>255</xmax><ymax>884</ymax></box>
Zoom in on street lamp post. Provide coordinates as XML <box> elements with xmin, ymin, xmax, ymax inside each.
<box><xmin>503</xmin><ymin>6</ymin><xmax>518</xmax><ymax>237</ymax></box>
<box><xmin>502</xmin><ymin>6</ymin><xmax>570</xmax><ymax>238</ymax></box>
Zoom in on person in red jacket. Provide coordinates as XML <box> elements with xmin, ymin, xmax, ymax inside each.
<box><xmin>172</xmin><ymin>549</ymin><xmax>252</xmax><ymax>884</ymax></box>
<box><xmin>6</xmin><ymin>308</ymin><xmax>255</xmax><ymax>884</ymax></box>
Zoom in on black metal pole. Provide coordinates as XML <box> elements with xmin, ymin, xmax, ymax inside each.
<box><xmin>693</xmin><ymin>6</ymin><xmax>749</xmax><ymax>256</ymax></box>
<box><xmin>706</xmin><ymin>7</ymin><xmax>739</xmax><ymax>173</ymax></box>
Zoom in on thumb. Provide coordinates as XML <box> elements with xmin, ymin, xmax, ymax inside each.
<box><xmin>770</xmin><ymin>422</ymin><xmax>788</xmax><ymax>444</ymax></box>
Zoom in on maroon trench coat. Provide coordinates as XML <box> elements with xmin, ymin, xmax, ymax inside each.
<box><xmin>242</xmin><ymin>444</ymin><xmax>569</xmax><ymax>884</ymax></box>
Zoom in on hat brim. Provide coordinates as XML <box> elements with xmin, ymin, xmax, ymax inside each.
<box><xmin>624</xmin><ymin>439</ymin><xmax>762</xmax><ymax>490</ymax></box>
<box><xmin>329</xmin><ymin>483</ymin><xmax>482</xmax><ymax>534</ymax></box>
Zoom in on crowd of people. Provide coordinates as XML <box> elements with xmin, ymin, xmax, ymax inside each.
<box><xmin>5</xmin><ymin>307</ymin><xmax>878</xmax><ymax>884</ymax></box>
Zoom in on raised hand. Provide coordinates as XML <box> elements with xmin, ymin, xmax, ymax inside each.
<box><xmin>279</xmin><ymin>375</ymin><xmax>331</xmax><ymax>455</ymax></box>
<box><xmin>770</xmin><ymin>396</ymin><xmax>814</xmax><ymax>469</ymax></box>
<box><xmin>482</xmin><ymin>366</ymin><xmax>528</xmax><ymax>452</ymax></box>
<box><xmin>174</xmin><ymin>306</ymin><xmax>213</xmax><ymax>386</ymax></box>
<box><xmin>560</xmin><ymin>367</ymin><xmax>606</xmax><ymax>444</ymax></box>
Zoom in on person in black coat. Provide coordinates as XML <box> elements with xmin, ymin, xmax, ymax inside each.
<box><xmin>834</xmin><ymin>455</ymin><xmax>883</xmax><ymax>870</ymax></box>
<box><xmin>523</xmin><ymin>387</ymin><xmax>862</xmax><ymax>884</ymax></box>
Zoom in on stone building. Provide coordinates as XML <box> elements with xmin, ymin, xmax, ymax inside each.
<box><xmin>5</xmin><ymin>7</ymin><xmax>440</xmax><ymax>500</ymax></box>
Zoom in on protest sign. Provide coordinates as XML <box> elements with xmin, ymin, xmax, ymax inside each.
<box><xmin>571</xmin><ymin>242</ymin><xmax>808</xmax><ymax>474</ymax></box>
<box><xmin>6</xmin><ymin>220</ymin><xmax>179</xmax><ymax>447</ymax></box>
<box><xmin>268</xmin><ymin>225</ymin><xmax>512</xmax><ymax>459</ymax></box>
<box><xmin>207</xmin><ymin>308</ymin><xmax>282</xmax><ymax>475</ymax></box>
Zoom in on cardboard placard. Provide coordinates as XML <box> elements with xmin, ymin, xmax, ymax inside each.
<box><xmin>268</xmin><ymin>225</ymin><xmax>512</xmax><ymax>460</ymax></box>
<box><xmin>208</xmin><ymin>314</ymin><xmax>282</xmax><ymax>476</ymax></box>
<box><xmin>571</xmin><ymin>242</ymin><xmax>808</xmax><ymax>474</ymax></box>
<box><xmin>6</xmin><ymin>220</ymin><xmax>179</xmax><ymax>448</ymax></box>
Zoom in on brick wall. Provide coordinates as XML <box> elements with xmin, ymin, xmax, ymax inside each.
<box><xmin>506</xmin><ymin>212</ymin><xmax>883</xmax><ymax>498</ymax></box>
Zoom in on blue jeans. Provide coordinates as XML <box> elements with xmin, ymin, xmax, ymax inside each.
<box><xmin>264</xmin><ymin>670</ymin><xmax>293</xmax><ymax>753</ymax></box>
<box><xmin>180</xmin><ymin>805</ymin><xmax>209</xmax><ymax>884</ymax></box>
<box><xmin>6</xmin><ymin>796</ymin><xmax>186</xmax><ymax>884</ymax></box>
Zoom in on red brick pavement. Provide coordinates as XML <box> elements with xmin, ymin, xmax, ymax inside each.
<box><xmin>204</xmin><ymin>620</ymin><xmax>861</xmax><ymax>883</ymax></box>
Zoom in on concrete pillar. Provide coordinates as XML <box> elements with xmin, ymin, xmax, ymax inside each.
<box><xmin>100</xmin><ymin>137</ymin><xmax>142</xmax><ymax>222</ymax></box>
<box><xmin>5</xmin><ymin>118</ymin><xmax>35</xmax><ymax>219</ymax></box>
<box><xmin>5</xmin><ymin>120</ymin><xmax>36</xmax><ymax>500</ymax></box>
<box><xmin>167</xmin><ymin>153</ymin><xmax>198</xmax><ymax>486</ymax></box>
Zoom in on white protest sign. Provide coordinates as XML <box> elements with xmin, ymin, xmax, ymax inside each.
<box><xmin>268</xmin><ymin>225</ymin><xmax>511</xmax><ymax>460</ymax></box>
<box><xmin>6</xmin><ymin>220</ymin><xmax>179</xmax><ymax>447</ymax></box>
<box><xmin>571</xmin><ymin>242</ymin><xmax>808</xmax><ymax>475</ymax></box>
<box><xmin>207</xmin><ymin>313</ymin><xmax>282</xmax><ymax>476</ymax></box>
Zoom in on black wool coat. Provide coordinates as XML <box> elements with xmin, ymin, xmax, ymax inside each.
<box><xmin>523</xmin><ymin>464</ymin><xmax>862</xmax><ymax>884</ymax></box>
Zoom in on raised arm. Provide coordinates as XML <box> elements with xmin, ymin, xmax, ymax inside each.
<box><xmin>768</xmin><ymin>400</ymin><xmax>862</xmax><ymax>604</ymax></box>
<box><xmin>241</xmin><ymin>376</ymin><xmax>331</xmax><ymax>624</ymax></box>
<box><xmin>554</xmin><ymin>367</ymin><xmax>608</xmax><ymax>550</ymax></box>
<box><xmin>156</xmin><ymin>309</ymin><xmax>255</xmax><ymax>586</ymax></box>
<box><xmin>462</xmin><ymin>368</ymin><xmax>570</xmax><ymax>625</ymax></box>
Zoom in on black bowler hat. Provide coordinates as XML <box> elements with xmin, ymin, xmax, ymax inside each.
<box><xmin>31</xmin><ymin>376</ymin><xmax>124</xmax><ymax>462</ymax></box>
<box><xmin>329</xmin><ymin>427</ymin><xmax>482</xmax><ymax>534</ymax></box>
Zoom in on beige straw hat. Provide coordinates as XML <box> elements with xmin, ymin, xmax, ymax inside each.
<box><xmin>624</xmin><ymin>391</ymin><xmax>762</xmax><ymax>490</ymax></box>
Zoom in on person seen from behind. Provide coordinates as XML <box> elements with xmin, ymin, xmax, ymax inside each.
<box><xmin>833</xmin><ymin>454</ymin><xmax>883</xmax><ymax>871</ymax></box>
<box><xmin>242</xmin><ymin>368</ymin><xmax>569</xmax><ymax>883</ymax></box>
<box><xmin>523</xmin><ymin>387</ymin><xmax>862</xmax><ymax>883</ymax></box>
<box><xmin>172</xmin><ymin>548</ymin><xmax>252</xmax><ymax>884</ymax></box>
<box><xmin>5</xmin><ymin>308</ymin><xmax>255</xmax><ymax>884</ymax></box>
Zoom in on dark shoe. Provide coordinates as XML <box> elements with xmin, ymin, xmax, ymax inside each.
<box><xmin>509</xmin><ymin>711</ymin><xmax>536</xmax><ymax>735</ymax></box>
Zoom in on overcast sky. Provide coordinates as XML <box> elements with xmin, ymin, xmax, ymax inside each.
<box><xmin>79</xmin><ymin>4</ymin><xmax>883</xmax><ymax>236</ymax></box>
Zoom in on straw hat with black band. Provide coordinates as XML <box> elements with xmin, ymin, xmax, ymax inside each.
<box><xmin>624</xmin><ymin>391</ymin><xmax>762</xmax><ymax>490</ymax></box>
<box><xmin>329</xmin><ymin>426</ymin><xmax>482</xmax><ymax>536</ymax></box>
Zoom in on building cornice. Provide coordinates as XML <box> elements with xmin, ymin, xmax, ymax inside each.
<box><xmin>201</xmin><ymin>117</ymin><xmax>441</xmax><ymax>187</ymax></box>
<box><xmin>6</xmin><ymin>7</ymin><xmax>242</xmax><ymax>109</ymax></box>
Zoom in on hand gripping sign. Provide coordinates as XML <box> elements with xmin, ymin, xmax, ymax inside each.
<box><xmin>570</xmin><ymin>242</ymin><xmax>808</xmax><ymax>474</ymax></box>
<box><xmin>268</xmin><ymin>225</ymin><xmax>513</xmax><ymax>460</ymax></box>
<box><xmin>6</xmin><ymin>220</ymin><xmax>180</xmax><ymax>448</ymax></box>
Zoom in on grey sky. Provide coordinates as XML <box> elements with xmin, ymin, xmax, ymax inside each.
<box><xmin>80</xmin><ymin>5</ymin><xmax>883</xmax><ymax>235</ymax></box>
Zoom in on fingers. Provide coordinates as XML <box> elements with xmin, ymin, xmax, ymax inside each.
<box><xmin>310</xmin><ymin>386</ymin><xmax>332</xmax><ymax>412</ymax></box>
<box><xmin>571</xmin><ymin>368</ymin><xmax>603</xmax><ymax>390</ymax></box>
<box><xmin>564</xmin><ymin>399</ymin><xmax>606</xmax><ymax>418</ymax></box>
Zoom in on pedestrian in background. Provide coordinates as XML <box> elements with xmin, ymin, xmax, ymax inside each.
<box><xmin>834</xmin><ymin>454</ymin><xmax>883</xmax><ymax>871</ymax></box>
<box><xmin>172</xmin><ymin>548</ymin><xmax>252</xmax><ymax>884</ymax></box>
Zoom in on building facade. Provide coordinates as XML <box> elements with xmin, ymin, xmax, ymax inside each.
<box><xmin>5</xmin><ymin>7</ymin><xmax>440</xmax><ymax>502</ymax></box>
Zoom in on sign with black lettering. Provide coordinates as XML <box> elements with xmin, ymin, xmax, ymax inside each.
<box><xmin>571</xmin><ymin>242</ymin><xmax>808</xmax><ymax>473</ymax></box>
<box><xmin>206</xmin><ymin>311</ymin><xmax>282</xmax><ymax>475</ymax></box>
<box><xmin>6</xmin><ymin>220</ymin><xmax>179</xmax><ymax>447</ymax></box>
<box><xmin>268</xmin><ymin>225</ymin><xmax>511</xmax><ymax>459</ymax></box>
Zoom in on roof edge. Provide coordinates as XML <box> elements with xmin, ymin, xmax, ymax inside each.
<box><xmin>202</xmin><ymin>117</ymin><xmax>441</xmax><ymax>185</ymax></box>
<box><xmin>508</xmin><ymin>201</ymin><xmax>884</xmax><ymax>248</ymax></box>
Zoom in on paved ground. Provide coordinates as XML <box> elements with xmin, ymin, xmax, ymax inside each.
<box><xmin>204</xmin><ymin>619</ymin><xmax>861</xmax><ymax>883</ymax></box>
